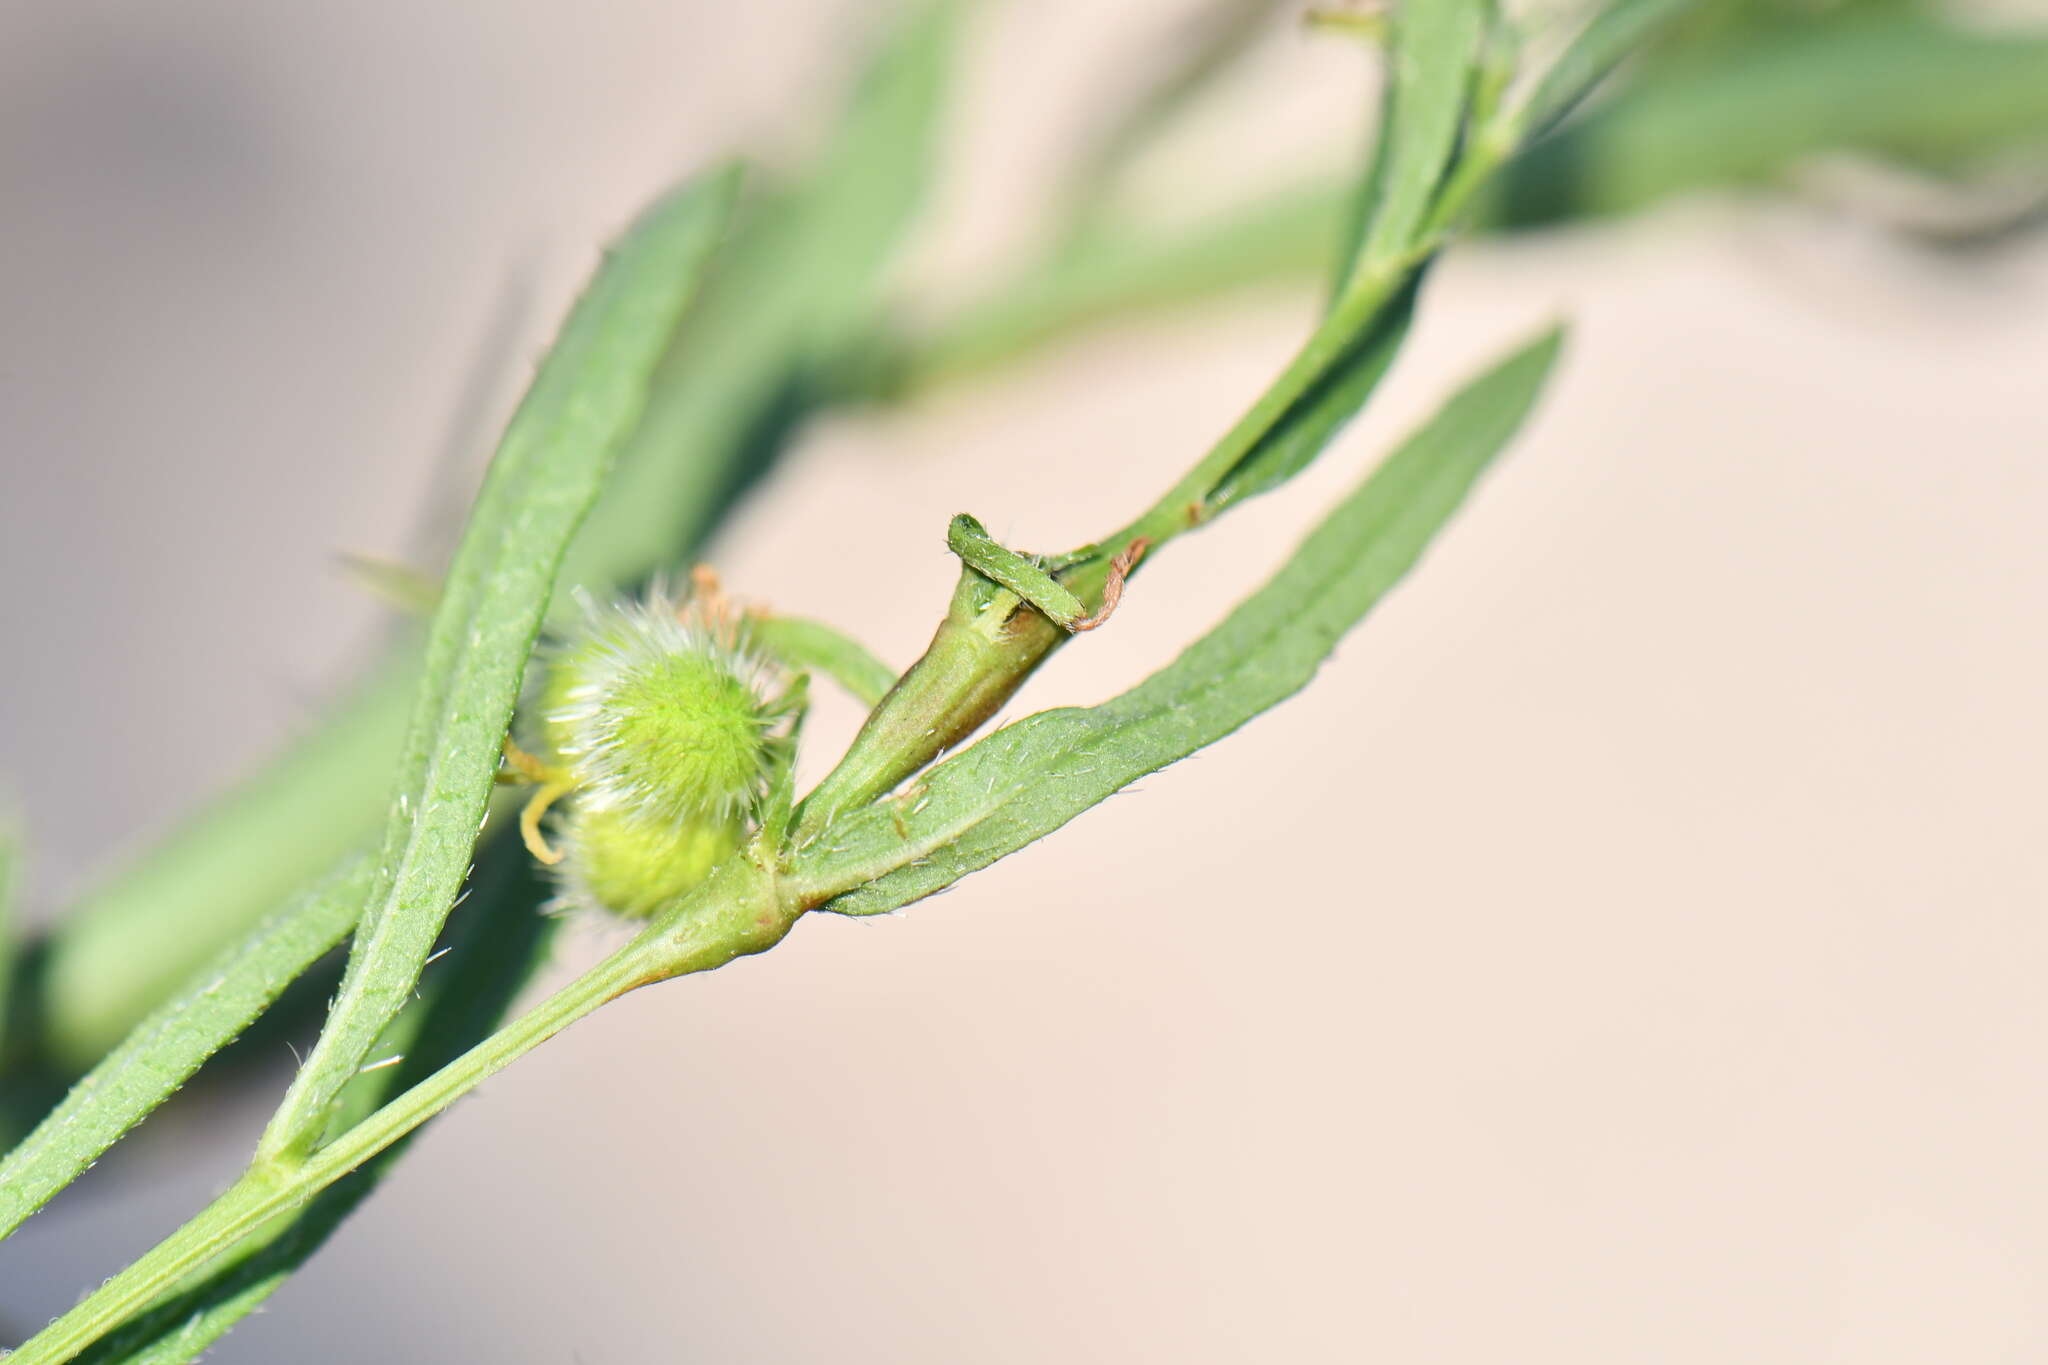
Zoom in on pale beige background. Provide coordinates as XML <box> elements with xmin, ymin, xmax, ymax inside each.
<box><xmin>3</xmin><ymin>2</ymin><xmax>2046</xmax><ymax>1361</ymax></box>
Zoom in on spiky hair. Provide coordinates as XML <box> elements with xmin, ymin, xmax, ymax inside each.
<box><xmin>543</xmin><ymin>586</ymin><xmax>784</xmax><ymax>826</ymax></box>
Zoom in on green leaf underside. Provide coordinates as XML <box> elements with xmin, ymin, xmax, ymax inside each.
<box><xmin>894</xmin><ymin>181</ymin><xmax>1341</xmax><ymax>393</ymax></box>
<box><xmin>797</xmin><ymin>327</ymin><xmax>1562</xmax><ymax>916</ymax></box>
<box><xmin>258</xmin><ymin>165</ymin><xmax>739</xmax><ymax>1160</ymax></box>
<box><xmin>0</xmin><ymin>859</ymin><xmax>371</xmax><ymax>1241</ymax></box>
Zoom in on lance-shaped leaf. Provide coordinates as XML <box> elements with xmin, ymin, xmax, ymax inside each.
<box><xmin>1108</xmin><ymin>0</ymin><xmax>1494</xmax><ymax>548</ymax></box>
<box><xmin>0</xmin><ymin>859</ymin><xmax>371</xmax><ymax>1241</ymax></box>
<box><xmin>1337</xmin><ymin>0</ymin><xmax>1486</xmax><ymax>291</ymax></box>
<box><xmin>66</xmin><ymin>836</ymin><xmax>555</xmax><ymax>1365</ymax></box>
<box><xmin>889</xmin><ymin>9</ymin><xmax>2048</xmax><ymax>395</ymax></box>
<box><xmin>795</xmin><ymin>327</ymin><xmax>1562</xmax><ymax>916</ymax></box>
<box><xmin>557</xmin><ymin>0</ymin><xmax>961</xmax><ymax>598</ymax></box>
<box><xmin>1498</xmin><ymin>10</ymin><xmax>2048</xmax><ymax>225</ymax></box>
<box><xmin>255</xmin><ymin>164</ymin><xmax>739</xmax><ymax>1162</ymax></box>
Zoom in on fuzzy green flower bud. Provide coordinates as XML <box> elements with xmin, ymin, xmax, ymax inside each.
<box><xmin>546</xmin><ymin>594</ymin><xmax>780</xmax><ymax>824</ymax></box>
<box><xmin>519</xmin><ymin>584</ymin><xmax>792</xmax><ymax>921</ymax></box>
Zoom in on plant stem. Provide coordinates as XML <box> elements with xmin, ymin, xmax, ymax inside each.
<box><xmin>7</xmin><ymin>860</ymin><xmax>799</xmax><ymax>1365</ymax></box>
<box><xmin>794</xmin><ymin>569</ymin><xmax>1063</xmax><ymax>838</ymax></box>
<box><xmin>794</xmin><ymin>256</ymin><xmax>1424</xmax><ymax>839</ymax></box>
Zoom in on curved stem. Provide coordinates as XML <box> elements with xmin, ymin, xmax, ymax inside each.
<box><xmin>8</xmin><ymin>862</ymin><xmax>800</xmax><ymax>1365</ymax></box>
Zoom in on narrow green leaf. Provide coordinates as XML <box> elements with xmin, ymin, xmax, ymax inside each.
<box><xmin>1110</xmin><ymin>251</ymin><xmax>1422</xmax><ymax>560</ymax></box>
<box><xmin>257</xmin><ymin>165</ymin><xmax>739</xmax><ymax>1161</ymax></box>
<box><xmin>1518</xmin><ymin>0</ymin><xmax>1702</xmax><ymax>140</ymax></box>
<box><xmin>557</xmin><ymin>0</ymin><xmax>960</xmax><ymax>599</ymax></box>
<box><xmin>69</xmin><ymin>837</ymin><xmax>556</xmax><ymax>1365</ymax></box>
<box><xmin>888</xmin><ymin>11</ymin><xmax>2048</xmax><ymax>396</ymax></box>
<box><xmin>1496</xmin><ymin>12</ymin><xmax>2048</xmax><ymax>225</ymax></box>
<box><xmin>7</xmin><ymin>870</ymin><xmax>678</xmax><ymax>1365</ymax></box>
<box><xmin>1350</xmin><ymin>0</ymin><xmax>1486</xmax><ymax>277</ymax></box>
<box><xmin>747</xmin><ymin>615</ymin><xmax>898</xmax><ymax>708</ymax></box>
<box><xmin>795</xmin><ymin>327</ymin><xmax>1564</xmax><ymax>916</ymax></box>
<box><xmin>982</xmin><ymin>0</ymin><xmax>1476</xmax><ymax>554</ymax></box>
<box><xmin>0</xmin><ymin>858</ymin><xmax>370</xmax><ymax>1242</ymax></box>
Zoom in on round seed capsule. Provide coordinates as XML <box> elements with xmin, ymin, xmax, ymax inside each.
<box><xmin>554</xmin><ymin>803</ymin><xmax>743</xmax><ymax>920</ymax></box>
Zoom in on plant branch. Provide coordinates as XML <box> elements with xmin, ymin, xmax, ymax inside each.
<box><xmin>8</xmin><ymin>853</ymin><xmax>799</xmax><ymax>1365</ymax></box>
<box><xmin>0</xmin><ymin>860</ymin><xmax>370</xmax><ymax>1242</ymax></box>
<box><xmin>254</xmin><ymin>167</ymin><xmax>739</xmax><ymax>1165</ymax></box>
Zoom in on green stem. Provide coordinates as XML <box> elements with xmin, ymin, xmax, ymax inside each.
<box><xmin>0</xmin><ymin>858</ymin><xmax>370</xmax><ymax>1242</ymax></box>
<box><xmin>795</xmin><ymin>252</ymin><xmax>1430</xmax><ymax>840</ymax></box>
<box><xmin>795</xmin><ymin>569</ymin><xmax>1063</xmax><ymax>838</ymax></box>
<box><xmin>8</xmin><ymin>860</ymin><xmax>800</xmax><ymax>1365</ymax></box>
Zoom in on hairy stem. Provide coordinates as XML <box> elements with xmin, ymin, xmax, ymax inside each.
<box><xmin>8</xmin><ymin>858</ymin><xmax>800</xmax><ymax>1365</ymax></box>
